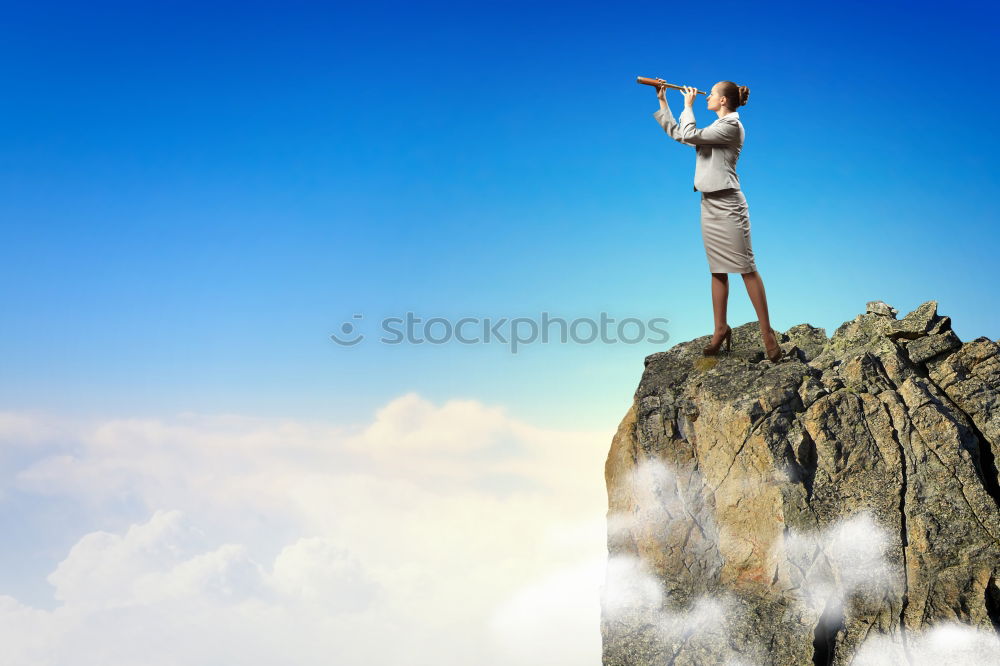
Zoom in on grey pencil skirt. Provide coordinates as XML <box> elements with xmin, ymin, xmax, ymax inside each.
<box><xmin>700</xmin><ymin>188</ymin><xmax>757</xmax><ymax>274</ymax></box>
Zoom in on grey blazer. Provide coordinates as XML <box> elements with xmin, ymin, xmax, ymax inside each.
<box><xmin>653</xmin><ymin>103</ymin><xmax>744</xmax><ymax>193</ymax></box>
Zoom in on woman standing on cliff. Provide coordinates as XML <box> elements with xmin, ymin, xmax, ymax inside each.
<box><xmin>652</xmin><ymin>81</ymin><xmax>782</xmax><ymax>362</ymax></box>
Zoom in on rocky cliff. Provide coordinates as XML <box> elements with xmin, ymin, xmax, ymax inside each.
<box><xmin>601</xmin><ymin>301</ymin><xmax>1000</xmax><ymax>665</ymax></box>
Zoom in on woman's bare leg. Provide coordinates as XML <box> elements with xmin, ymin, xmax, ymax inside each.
<box><xmin>710</xmin><ymin>272</ymin><xmax>730</xmax><ymax>345</ymax></box>
<box><xmin>741</xmin><ymin>270</ymin><xmax>775</xmax><ymax>339</ymax></box>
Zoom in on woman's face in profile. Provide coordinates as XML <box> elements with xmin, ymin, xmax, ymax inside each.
<box><xmin>707</xmin><ymin>84</ymin><xmax>724</xmax><ymax>112</ymax></box>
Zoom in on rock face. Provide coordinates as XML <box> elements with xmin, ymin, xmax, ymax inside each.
<box><xmin>601</xmin><ymin>301</ymin><xmax>1000</xmax><ymax>665</ymax></box>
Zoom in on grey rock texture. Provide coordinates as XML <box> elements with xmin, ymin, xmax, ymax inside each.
<box><xmin>602</xmin><ymin>301</ymin><xmax>1000</xmax><ymax>665</ymax></box>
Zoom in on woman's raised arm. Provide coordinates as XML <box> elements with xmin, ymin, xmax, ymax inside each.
<box><xmin>652</xmin><ymin>84</ymin><xmax>696</xmax><ymax>147</ymax></box>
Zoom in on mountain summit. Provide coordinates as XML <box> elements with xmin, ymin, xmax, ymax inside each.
<box><xmin>602</xmin><ymin>301</ymin><xmax>1000</xmax><ymax>665</ymax></box>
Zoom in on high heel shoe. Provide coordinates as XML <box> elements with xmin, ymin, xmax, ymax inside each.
<box><xmin>763</xmin><ymin>327</ymin><xmax>784</xmax><ymax>363</ymax></box>
<box><xmin>703</xmin><ymin>325</ymin><xmax>732</xmax><ymax>356</ymax></box>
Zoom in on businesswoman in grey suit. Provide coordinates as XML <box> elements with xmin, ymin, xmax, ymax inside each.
<box><xmin>652</xmin><ymin>80</ymin><xmax>783</xmax><ymax>362</ymax></box>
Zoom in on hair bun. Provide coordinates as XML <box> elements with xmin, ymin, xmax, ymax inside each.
<box><xmin>738</xmin><ymin>85</ymin><xmax>750</xmax><ymax>107</ymax></box>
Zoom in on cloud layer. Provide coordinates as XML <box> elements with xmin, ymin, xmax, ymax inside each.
<box><xmin>0</xmin><ymin>395</ymin><xmax>611</xmax><ymax>665</ymax></box>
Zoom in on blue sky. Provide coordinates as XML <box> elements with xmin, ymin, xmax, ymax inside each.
<box><xmin>2</xmin><ymin>0</ymin><xmax>998</xmax><ymax>430</ymax></box>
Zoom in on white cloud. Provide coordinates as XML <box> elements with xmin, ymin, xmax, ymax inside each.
<box><xmin>600</xmin><ymin>553</ymin><xmax>664</xmax><ymax>618</ymax></box>
<box><xmin>853</xmin><ymin>621</ymin><xmax>1000</xmax><ymax>665</ymax></box>
<box><xmin>488</xmin><ymin>554</ymin><xmax>605</xmax><ymax>666</ymax></box>
<box><xmin>0</xmin><ymin>394</ymin><xmax>611</xmax><ymax>665</ymax></box>
<box><xmin>600</xmin><ymin>553</ymin><xmax>745</xmax><ymax>663</ymax></box>
<box><xmin>606</xmin><ymin>457</ymin><xmax>722</xmax><ymax>548</ymax></box>
<box><xmin>783</xmin><ymin>510</ymin><xmax>901</xmax><ymax>619</ymax></box>
<box><xmin>0</xmin><ymin>411</ymin><xmax>55</xmax><ymax>444</ymax></box>
<box><xmin>271</xmin><ymin>536</ymin><xmax>379</xmax><ymax>610</ymax></box>
<box><xmin>347</xmin><ymin>391</ymin><xmax>516</xmax><ymax>457</ymax></box>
